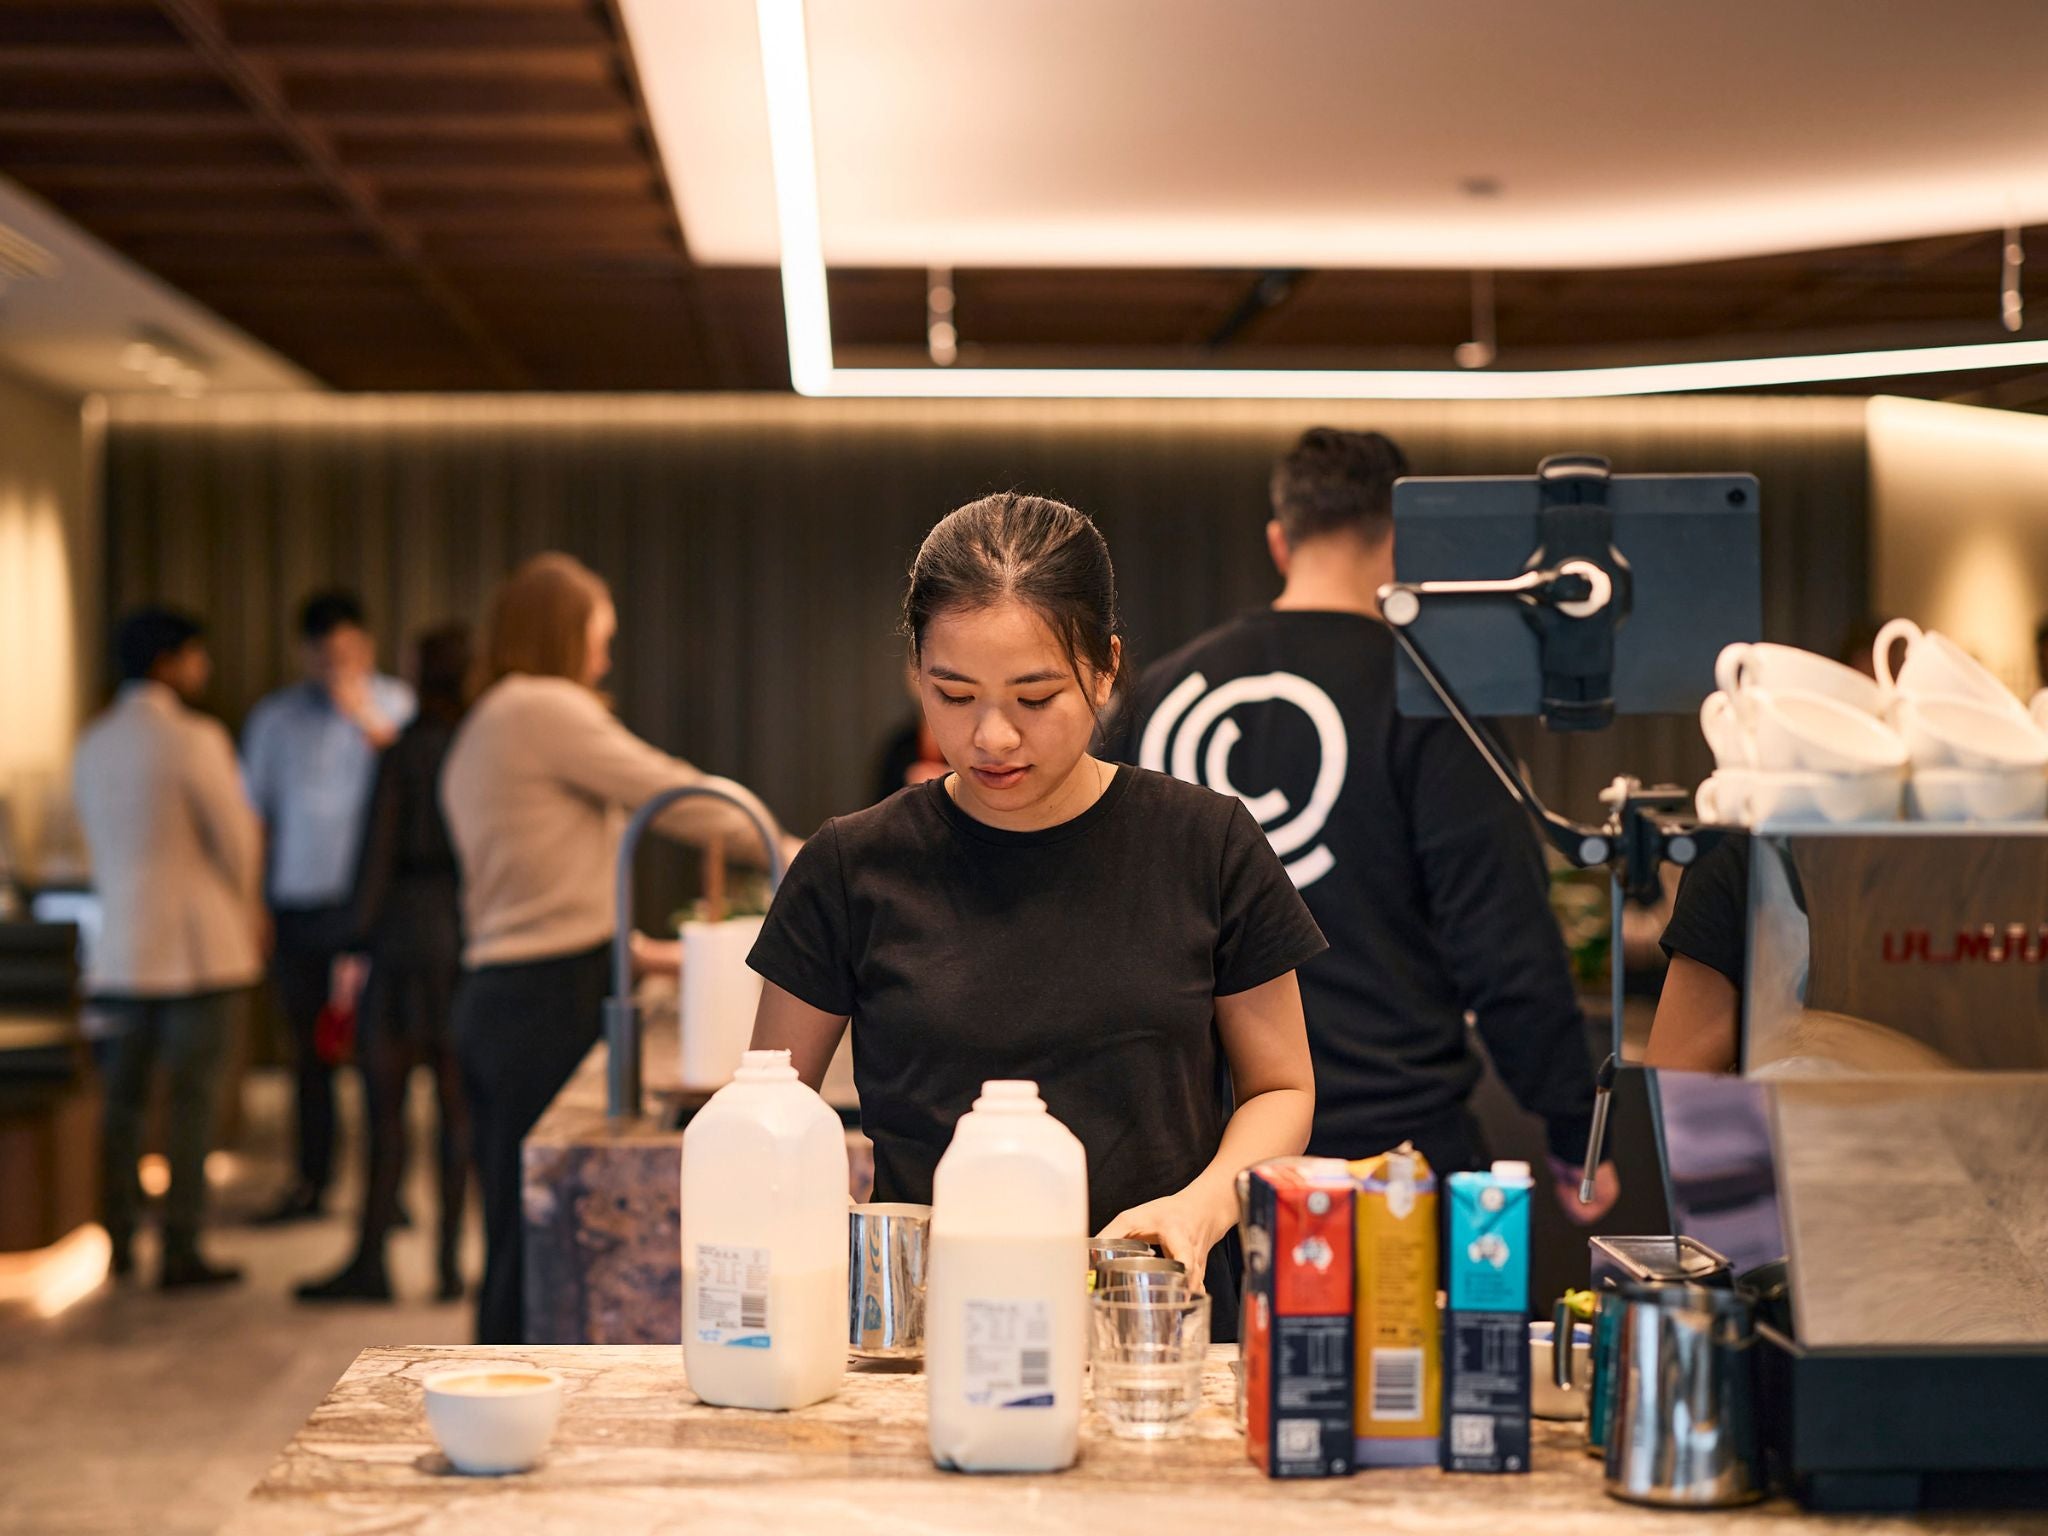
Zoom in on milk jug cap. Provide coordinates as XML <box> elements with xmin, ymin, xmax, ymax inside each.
<box><xmin>734</xmin><ymin>1049</ymin><xmax>799</xmax><ymax>1083</ymax></box>
<box><xmin>973</xmin><ymin>1079</ymin><xmax>1045</xmax><ymax>1113</ymax></box>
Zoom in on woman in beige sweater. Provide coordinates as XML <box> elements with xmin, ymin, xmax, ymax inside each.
<box><xmin>442</xmin><ymin>552</ymin><xmax>792</xmax><ymax>1343</ymax></box>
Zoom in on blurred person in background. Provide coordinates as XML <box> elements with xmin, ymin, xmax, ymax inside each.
<box><xmin>242</xmin><ymin>589</ymin><xmax>414</xmax><ymax>1225</ymax></box>
<box><xmin>298</xmin><ymin>624</ymin><xmax>474</xmax><ymax>1305</ymax></box>
<box><xmin>870</xmin><ymin>665</ymin><xmax>950</xmax><ymax>803</ymax></box>
<box><xmin>1105</xmin><ymin>427</ymin><xmax>1616</xmax><ymax>1223</ymax></box>
<box><xmin>75</xmin><ymin>608</ymin><xmax>264</xmax><ymax>1288</ymax></box>
<box><xmin>441</xmin><ymin>552</ymin><xmax>798</xmax><ymax>1344</ymax></box>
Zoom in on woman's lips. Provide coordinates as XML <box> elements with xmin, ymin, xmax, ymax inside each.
<box><xmin>970</xmin><ymin>764</ymin><xmax>1029</xmax><ymax>790</ymax></box>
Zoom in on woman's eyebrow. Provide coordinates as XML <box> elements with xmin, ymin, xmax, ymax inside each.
<box><xmin>925</xmin><ymin>666</ymin><xmax>1069</xmax><ymax>686</ymax></box>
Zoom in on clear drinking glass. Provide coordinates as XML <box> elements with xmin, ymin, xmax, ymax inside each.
<box><xmin>1089</xmin><ymin>1292</ymin><xmax>1210</xmax><ymax>1439</ymax></box>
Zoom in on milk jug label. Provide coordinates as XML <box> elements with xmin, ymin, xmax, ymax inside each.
<box><xmin>695</xmin><ymin>1244</ymin><xmax>771</xmax><ymax>1348</ymax></box>
<box><xmin>961</xmin><ymin>1299</ymin><xmax>1055</xmax><ymax>1409</ymax></box>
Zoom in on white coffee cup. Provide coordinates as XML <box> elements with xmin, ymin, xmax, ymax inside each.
<box><xmin>1696</xmin><ymin>767</ymin><xmax>1901</xmax><ymax>827</ymax></box>
<box><xmin>1699</xmin><ymin>691</ymin><xmax>1753</xmax><ymax>770</ymax></box>
<box><xmin>1875</xmin><ymin>618</ymin><xmax>2027</xmax><ymax>718</ymax></box>
<box><xmin>1894</xmin><ymin>696</ymin><xmax>2048</xmax><ymax>772</ymax></box>
<box><xmin>424</xmin><ymin>1368</ymin><xmax>563</xmax><ymax>1475</ymax></box>
<box><xmin>1715</xmin><ymin>642</ymin><xmax>1884</xmax><ymax>719</ymax></box>
<box><xmin>1748</xmin><ymin>689</ymin><xmax>1908</xmax><ymax>774</ymax></box>
<box><xmin>1694</xmin><ymin>769</ymin><xmax>1752</xmax><ymax>825</ymax></box>
<box><xmin>1908</xmin><ymin>767</ymin><xmax>2048</xmax><ymax>823</ymax></box>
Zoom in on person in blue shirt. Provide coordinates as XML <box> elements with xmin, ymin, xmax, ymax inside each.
<box><xmin>242</xmin><ymin>589</ymin><xmax>415</xmax><ymax>1224</ymax></box>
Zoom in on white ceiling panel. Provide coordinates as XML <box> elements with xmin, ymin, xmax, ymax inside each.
<box><xmin>627</xmin><ymin>0</ymin><xmax>2048</xmax><ymax>270</ymax></box>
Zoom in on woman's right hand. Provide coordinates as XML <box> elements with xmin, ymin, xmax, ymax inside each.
<box><xmin>629</xmin><ymin>931</ymin><xmax>683</xmax><ymax>979</ymax></box>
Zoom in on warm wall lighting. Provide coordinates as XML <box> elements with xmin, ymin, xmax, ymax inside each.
<box><xmin>755</xmin><ymin>0</ymin><xmax>2048</xmax><ymax>401</ymax></box>
<box><xmin>0</xmin><ymin>483</ymin><xmax>77</xmax><ymax>865</ymax></box>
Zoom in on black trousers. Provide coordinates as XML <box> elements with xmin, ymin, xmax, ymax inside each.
<box><xmin>95</xmin><ymin>992</ymin><xmax>235</xmax><ymax>1248</ymax></box>
<box><xmin>455</xmin><ymin>945</ymin><xmax>607</xmax><ymax>1345</ymax></box>
<box><xmin>354</xmin><ymin>958</ymin><xmax>466</xmax><ymax>1275</ymax></box>
<box><xmin>271</xmin><ymin>904</ymin><xmax>354</xmax><ymax>1196</ymax></box>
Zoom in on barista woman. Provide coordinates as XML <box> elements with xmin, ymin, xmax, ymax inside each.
<box><xmin>748</xmin><ymin>494</ymin><xmax>1326</xmax><ymax>1331</ymax></box>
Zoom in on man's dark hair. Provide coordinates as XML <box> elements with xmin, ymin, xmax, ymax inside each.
<box><xmin>299</xmin><ymin>588</ymin><xmax>367</xmax><ymax>642</ymax></box>
<box><xmin>115</xmin><ymin>606</ymin><xmax>204</xmax><ymax>683</ymax></box>
<box><xmin>1269</xmin><ymin>427</ymin><xmax>1410</xmax><ymax>546</ymax></box>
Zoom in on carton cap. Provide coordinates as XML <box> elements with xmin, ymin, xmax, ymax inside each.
<box><xmin>1490</xmin><ymin>1159</ymin><xmax>1534</xmax><ymax>1185</ymax></box>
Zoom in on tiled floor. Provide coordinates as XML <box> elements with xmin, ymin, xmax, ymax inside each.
<box><xmin>0</xmin><ymin>1072</ymin><xmax>482</xmax><ymax>1536</ymax></box>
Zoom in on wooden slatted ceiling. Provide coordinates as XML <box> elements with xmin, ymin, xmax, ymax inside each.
<box><xmin>0</xmin><ymin>2</ymin><xmax>2039</xmax><ymax>401</ymax></box>
<box><xmin>0</xmin><ymin>0</ymin><xmax>721</xmax><ymax>389</ymax></box>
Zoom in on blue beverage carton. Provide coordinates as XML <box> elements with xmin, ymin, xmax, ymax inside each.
<box><xmin>1442</xmin><ymin>1161</ymin><xmax>1533</xmax><ymax>1474</ymax></box>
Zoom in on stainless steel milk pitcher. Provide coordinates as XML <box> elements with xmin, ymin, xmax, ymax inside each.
<box><xmin>1604</xmin><ymin>1280</ymin><xmax>1765</xmax><ymax>1507</ymax></box>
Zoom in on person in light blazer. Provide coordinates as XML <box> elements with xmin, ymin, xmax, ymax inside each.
<box><xmin>73</xmin><ymin>608</ymin><xmax>265</xmax><ymax>1288</ymax></box>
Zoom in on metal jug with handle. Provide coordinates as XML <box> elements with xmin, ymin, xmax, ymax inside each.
<box><xmin>1603</xmin><ymin>1280</ymin><xmax>1765</xmax><ymax>1507</ymax></box>
<box><xmin>1562</xmin><ymin>1236</ymin><xmax>1733</xmax><ymax>1459</ymax></box>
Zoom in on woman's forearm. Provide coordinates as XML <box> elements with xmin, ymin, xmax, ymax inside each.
<box><xmin>1185</xmin><ymin>1085</ymin><xmax>1314</xmax><ymax>1225</ymax></box>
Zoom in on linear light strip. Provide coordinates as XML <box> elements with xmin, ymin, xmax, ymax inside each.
<box><xmin>755</xmin><ymin>0</ymin><xmax>2048</xmax><ymax>401</ymax></box>
<box><xmin>755</xmin><ymin>0</ymin><xmax>834</xmax><ymax>395</ymax></box>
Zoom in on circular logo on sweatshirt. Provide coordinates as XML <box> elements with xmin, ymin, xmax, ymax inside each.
<box><xmin>1137</xmin><ymin>669</ymin><xmax>1348</xmax><ymax>890</ymax></box>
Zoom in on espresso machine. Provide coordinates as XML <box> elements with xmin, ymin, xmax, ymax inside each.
<box><xmin>1729</xmin><ymin>826</ymin><xmax>2048</xmax><ymax>1510</ymax></box>
<box><xmin>1384</xmin><ymin>458</ymin><xmax>2048</xmax><ymax>1512</ymax></box>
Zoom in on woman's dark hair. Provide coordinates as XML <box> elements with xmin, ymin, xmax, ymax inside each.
<box><xmin>903</xmin><ymin>493</ymin><xmax>1124</xmax><ymax>707</ymax></box>
<box><xmin>114</xmin><ymin>606</ymin><xmax>204</xmax><ymax>683</ymax></box>
<box><xmin>412</xmin><ymin>622</ymin><xmax>473</xmax><ymax>725</ymax></box>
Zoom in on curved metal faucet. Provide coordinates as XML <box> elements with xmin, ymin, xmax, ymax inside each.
<box><xmin>604</xmin><ymin>783</ymin><xmax>788</xmax><ymax>1119</ymax></box>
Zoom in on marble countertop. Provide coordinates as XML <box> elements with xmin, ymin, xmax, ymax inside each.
<box><xmin>225</xmin><ymin>1346</ymin><xmax>2042</xmax><ymax>1536</ymax></box>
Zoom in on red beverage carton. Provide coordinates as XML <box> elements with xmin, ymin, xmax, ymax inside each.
<box><xmin>1241</xmin><ymin>1158</ymin><xmax>1356</xmax><ymax>1477</ymax></box>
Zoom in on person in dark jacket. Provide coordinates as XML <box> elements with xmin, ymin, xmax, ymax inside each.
<box><xmin>1104</xmin><ymin>428</ymin><xmax>1618</xmax><ymax>1221</ymax></box>
<box><xmin>297</xmin><ymin>625</ymin><xmax>473</xmax><ymax>1303</ymax></box>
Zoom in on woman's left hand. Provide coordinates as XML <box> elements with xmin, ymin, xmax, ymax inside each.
<box><xmin>1097</xmin><ymin>1179</ymin><xmax>1235</xmax><ymax>1290</ymax></box>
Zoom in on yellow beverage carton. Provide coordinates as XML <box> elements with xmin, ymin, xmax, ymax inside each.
<box><xmin>1348</xmin><ymin>1144</ymin><xmax>1440</xmax><ymax>1467</ymax></box>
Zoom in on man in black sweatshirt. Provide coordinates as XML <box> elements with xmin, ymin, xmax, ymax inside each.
<box><xmin>1104</xmin><ymin>427</ymin><xmax>1618</xmax><ymax>1222</ymax></box>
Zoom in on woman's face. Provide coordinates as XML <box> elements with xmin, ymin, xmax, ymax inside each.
<box><xmin>583</xmin><ymin>597</ymin><xmax>617</xmax><ymax>689</ymax></box>
<box><xmin>918</xmin><ymin>597</ymin><xmax>1118</xmax><ymax>826</ymax></box>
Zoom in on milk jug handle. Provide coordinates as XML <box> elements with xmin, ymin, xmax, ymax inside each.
<box><xmin>1552</xmin><ymin>1300</ymin><xmax>1579</xmax><ymax>1392</ymax></box>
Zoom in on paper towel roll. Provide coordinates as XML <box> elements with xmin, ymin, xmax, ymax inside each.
<box><xmin>679</xmin><ymin>915</ymin><xmax>767</xmax><ymax>1090</ymax></box>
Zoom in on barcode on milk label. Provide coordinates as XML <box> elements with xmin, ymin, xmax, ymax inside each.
<box><xmin>962</xmin><ymin>1299</ymin><xmax>1056</xmax><ymax>1409</ymax></box>
<box><xmin>1370</xmin><ymin>1347</ymin><xmax>1424</xmax><ymax>1421</ymax></box>
<box><xmin>695</xmin><ymin>1244</ymin><xmax>771</xmax><ymax>1349</ymax></box>
<box><xmin>1450</xmin><ymin>1413</ymin><xmax>1496</xmax><ymax>1456</ymax></box>
<box><xmin>1277</xmin><ymin>1419</ymin><xmax>1323</xmax><ymax>1461</ymax></box>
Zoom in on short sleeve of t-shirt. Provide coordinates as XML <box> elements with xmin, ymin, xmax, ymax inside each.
<box><xmin>1215</xmin><ymin>798</ymin><xmax>1328</xmax><ymax>995</ymax></box>
<box><xmin>1659</xmin><ymin>833</ymin><xmax>1751</xmax><ymax>987</ymax></box>
<box><xmin>748</xmin><ymin>820</ymin><xmax>856</xmax><ymax>1015</ymax></box>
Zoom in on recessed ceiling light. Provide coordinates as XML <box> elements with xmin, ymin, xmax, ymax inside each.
<box><xmin>754</xmin><ymin>0</ymin><xmax>2048</xmax><ymax>400</ymax></box>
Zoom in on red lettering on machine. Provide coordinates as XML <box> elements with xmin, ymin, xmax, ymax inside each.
<box><xmin>1880</xmin><ymin>926</ymin><xmax>2048</xmax><ymax>965</ymax></box>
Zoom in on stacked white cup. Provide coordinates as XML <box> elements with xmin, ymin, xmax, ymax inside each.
<box><xmin>1695</xmin><ymin>642</ymin><xmax>1906</xmax><ymax>827</ymax></box>
<box><xmin>1879</xmin><ymin>619</ymin><xmax>2048</xmax><ymax>823</ymax></box>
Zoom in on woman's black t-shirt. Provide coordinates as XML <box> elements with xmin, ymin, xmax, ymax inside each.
<box><xmin>748</xmin><ymin>765</ymin><xmax>1327</xmax><ymax>1238</ymax></box>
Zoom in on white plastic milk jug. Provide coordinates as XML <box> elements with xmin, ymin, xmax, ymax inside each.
<box><xmin>925</xmin><ymin>1079</ymin><xmax>1088</xmax><ymax>1472</ymax></box>
<box><xmin>680</xmin><ymin>1049</ymin><xmax>849</xmax><ymax>1410</ymax></box>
